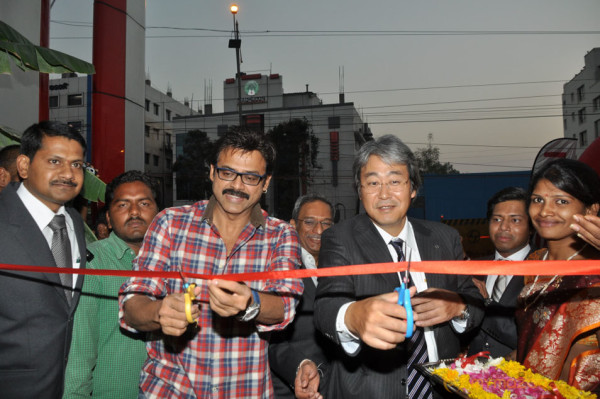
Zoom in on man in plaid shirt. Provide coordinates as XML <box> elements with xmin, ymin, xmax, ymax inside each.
<box><xmin>119</xmin><ymin>129</ymin><xmax>303</xmax><ymax>398</ymax></box>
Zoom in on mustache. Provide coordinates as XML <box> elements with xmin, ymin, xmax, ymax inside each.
<box><xmin>50</xmin><ymin>179</ymin><xmax>77</xmax><ymax>187</ymax></box>
<box><xmin>222</xmin><ymin>188</ymin><xmax>249</xmax><ymax>200</ymax></box>
<box><xmin>125</xmin><ymin>216</ymin><xmax>145</xmax><ymax>225</ymax></box>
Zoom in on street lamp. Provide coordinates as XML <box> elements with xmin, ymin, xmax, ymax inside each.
<box><xmin>228</xmin><ymin>4</ymin><xmax>243</xmax><ymax>127</ymax></box>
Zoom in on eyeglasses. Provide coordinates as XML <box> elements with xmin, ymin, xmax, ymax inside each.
<box><xmin>361</xmin><ymin>179</ymin><xmax>410</xmax><ymax>194</ymax></box>
<box><xmin>298</xmin><ymin>218</ymin><xmax>334</xmax><ymax>229</ymax></box>
<box><xmin>215</xmin><ymin>166</ymin><xmax>266</xmax><ymax>186</ymax></box>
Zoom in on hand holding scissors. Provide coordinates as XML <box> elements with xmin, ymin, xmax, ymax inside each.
<box><xmin>394</xmin><ymin>253</ymin><xmax>413</xmax><ymax>338</ymax></box>
<box><xmin>179</xmin><ymin>271</ymin><xmax>197</xmax><ymax>324</ymax></box>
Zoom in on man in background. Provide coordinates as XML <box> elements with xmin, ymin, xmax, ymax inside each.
<box><xmin>468</xmin><ymin>187</ymin><xmax>531</xmax><ymax>358</ymax></box>
<box><xmin>64</xmin><ymin>170</ymin><xmax>160</xmax><ymax>398</ymax></box>
<box><xmin>0</xmin><ymin>144</ymin><xmax>21</xmax><ymax>192</ymax></box>
<box><xmin>270</xmin><ymin>194</ymin><xmax>334</xmax><ymax>399</ymax></box>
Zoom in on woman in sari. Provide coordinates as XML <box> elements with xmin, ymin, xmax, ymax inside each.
<box><xmin>516</xmin><ymin>159</ymin><xmax>600</xmax><ymax>393</ymax></box>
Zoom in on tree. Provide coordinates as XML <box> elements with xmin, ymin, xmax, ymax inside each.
<box><xmin>173</xmin><ymin>130</ymin><xmax>215</xmax><ymax>201</ymax></box>
<box><xmin>267</xmin><ymin>119</ymin><xmax>319</xmax><ymax>220</ymax></box>
<box><xmin>414</xmin><ymin>144</ymin><xmax>459</xmax><ymax>175</ymax></box>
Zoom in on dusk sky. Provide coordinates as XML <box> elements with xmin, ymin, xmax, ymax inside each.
<box><xmin>50</xmin><ymin>0</ymin><xmax>600</xmax><ymax>173</ymax></box>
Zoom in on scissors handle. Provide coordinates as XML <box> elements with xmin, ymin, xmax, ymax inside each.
<box><xmin>395</xmin><ymin>285</ymin><xmax>413</xmax><ymax>339</ymax></box>
<box><xmin>184</xmin><ymin>283</ymin><xmax>197</xmax><ymax>324</ymax></box>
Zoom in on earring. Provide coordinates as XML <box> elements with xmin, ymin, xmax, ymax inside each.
<box><xmin>263</xmin><ymin>189</ymin><xmax>268</xmax><ymax>194</ymax></box>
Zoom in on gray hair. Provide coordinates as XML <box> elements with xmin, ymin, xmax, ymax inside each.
<box><xmin>353</xmin><ymin>134</ymin><xmax>421</xmax><ymax>193</ymax></box>
<box><xmin>291</xmin><ymin>194</ymin><xmax>334</xmax><ymax>222</ymax></box>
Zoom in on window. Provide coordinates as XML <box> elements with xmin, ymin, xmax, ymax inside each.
<box><xmin>578</xmin><ymin>108</ymin><xmax>586</xmax><ymax>124</ymax></box>
<box><xmin>328</xmin><ymin>116</ymin><xmax>341</xmax><ymax>129</ymax></box>
<box><xmin>49</xmin><ymin>95</ymin><xmax>59</xmax><ymax>108</ymax></box>
<box><xmin>153</xmin><ymin>128</ymin><xmax>160</xmax><ymax>139</ymax></box>
<box><xmin>145</xmin><ymin>152</ymin><xmax>150</xmax><ymax>164</ymax></box>
<box><xmin>153</xmin><ymin>103</ymin><xmax>160</xmax><ymax>115</ymax></box>
<box><xmin>68</xmin><ymin>121</ymin><xmax>82</xmax><ymax>135</ymax></box>
<box><xmin>153</xmin><ymin>155</ymin><xmax>159</xmax><ymax>166</ymax></box>
<box><xmin>145</xmin><ymin>125</ymin><xmax>150</xmax><ymax>137</ymax></box>
<box><xmin>67</xmin><ymin>94</ymin><xmax>83</xmax><ymax>106</ymax></box>
<box><xmin>563</xmin><ymin>119</ymin><xmax>567</xmax><ymax>130</ymax></box>
<box><xmin>166</xmin><ymin>157</ymin><xmax>172</xmax><ymax>170</ymax></box>
<box><xmin>166</xmin><ymin>133</ymin><xmax>172</xmax><ymax>145</ymax></box>
<box><xmin>580</xmin><ymin>131</ymin><xmax>588</xmax><ymax>147</ymax></box>
<box><xmin>594</xmin><ymin>96</ymin><xmax>600</xmax><ymax>112</ymax></box>
<box><xmin>571</xmin><ymin>112</ymin><xmax>575</xmax><ymax>121</ymax></box>
<box><xmin>166</xmin><ymin>109</ymin><xmax>172</xmax><ymax>121</ymax></box>
<box><xmin>145</xmin><ymin>99</ymin><xmax>150</xmax><ymax>112</ymax></box>
<box><xmin>571</xmin><ymin>92</ymin><xmax>574</xmax><ymax>103</ymax></box>
<box><xmin>577</xmin><ymin>85</ymin><xmax>585</xmax><ymax>102</ymax></box>
<box><xmin>595</xmin><ymin>119</ymin><xmax>600</xmax><ymax>139</ymax></box>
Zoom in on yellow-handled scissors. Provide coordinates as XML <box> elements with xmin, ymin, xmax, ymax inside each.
<box><xmin>179</xmin><ymin>271</ymin><xmax>197</xmax><ymax>324</ymax></box>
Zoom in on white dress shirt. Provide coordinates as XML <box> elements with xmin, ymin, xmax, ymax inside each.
<box><xmin>17</xmin><ymin>184</ymin><xmax>81</xmax><ymax>287</ymax></box>
<box><xmin>485</xmin><ymin>244</ymin><xmax>530</xmax><ymax>298</ymax></box>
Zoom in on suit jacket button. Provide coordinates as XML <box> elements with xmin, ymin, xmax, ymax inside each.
<box><xmin>485</xmin><ymin>342</ymin><xmax>490</xmax><ymax>348</ymax></box>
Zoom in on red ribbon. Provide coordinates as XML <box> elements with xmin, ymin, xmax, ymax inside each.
<box><xmin>1</xmin><ymin>259</ymin><xmax>599</xmax><ymax>282</ymax></box>
<box><xmin>455</xmin><ymin>351</ymin><xmax>491</xmax><ymax>368</ymax></box>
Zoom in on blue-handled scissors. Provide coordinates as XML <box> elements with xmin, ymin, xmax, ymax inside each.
<box><xmin>394</xmin><ymin>251</ymin><xmax>413</xmax><ymax>339</ymax></box>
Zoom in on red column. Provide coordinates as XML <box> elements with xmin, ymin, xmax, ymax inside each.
<box><xmin>92</xmin><ymin>0</ymin><xmax>127</xmax><ymax>183</ymax></box>
<box><xmin>38</xmin><ymin>0</ymin><xmax>50</xmax><ymax>121</ymax></box>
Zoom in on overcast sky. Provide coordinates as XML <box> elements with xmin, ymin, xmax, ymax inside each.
<box><xmin>49</xmin><ymin>0</ymin><xmax>600</xmax><ymax>173</ymax></box>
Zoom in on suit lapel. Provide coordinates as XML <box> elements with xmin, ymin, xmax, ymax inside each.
<box><xmin>67</xmin><ymin>207</ymin><xmax>86</xmax><ymax>311</ymax></box>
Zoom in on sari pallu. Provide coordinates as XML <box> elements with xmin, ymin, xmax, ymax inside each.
<box><xmin>515</xmin><ymin>253</ymin><xmax>600</xmax><ymax>392</ymax></box>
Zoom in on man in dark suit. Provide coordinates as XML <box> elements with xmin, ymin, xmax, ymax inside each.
<box><xmin>468</xmin><ymin>187</ymin><xmax>531</xmax><ymax>358</ymax></box>
<box><xmin>270</xmin><ymin>194</ymin><xmax>334</xmax><ymax>399</ymax></box>
<box><xmin>314</xmin><ymin>135</ymin><xmax>484</xmax><ymax>399</ymax></box>
<box><xmin>0</xmin><ymin>121</ymin><xmax>87</xmax><ymax>398</ymax></box>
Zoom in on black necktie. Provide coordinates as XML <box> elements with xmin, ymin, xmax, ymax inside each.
<box><xmin>390</xmin><ymin>239</ymin><xmax>432</xmax><ymax>399</ymax></box>
<box><xmin>48</xmin><ymin>214</ymin><xmax>73</xmax><ymax>304</ymax></box>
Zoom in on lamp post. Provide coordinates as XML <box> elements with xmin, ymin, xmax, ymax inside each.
<box><xmin>229</xmin><ymin>4</ymin><xmax>243</xmax><ymax>127</ymax></box>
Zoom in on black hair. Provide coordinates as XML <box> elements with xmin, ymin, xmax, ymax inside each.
<box><xmin>529</xmin><ymin>159</ymin><xmax>600</xmax><ymax>211</ymax></box>
<box><xmin>211</xmin><ymin>128</ymin><xmax>276</xmax><ymax>176</ymax></box>
<box><xmin>0</xmin><ymin>145</ymin><xmax>21</xmax><ymax>169</ymax></box>
<box><xmin>104</xmin><ymin>170</ymin><xmax>161</xmax><ymax>210</ymax></box>
<box><xmin>486</xmin><ymin>186</ymin><xmax>528</xmax><ymax>220</ymax></box>
<box><xmin>20</xmin><ymin>121</ymin><xmax>86</xmax><ymax>159</ymax></box>
<box><xmin>291</xmin><ymin>194</ymin><xmax>334</xmax><ymax>222</ymax></box>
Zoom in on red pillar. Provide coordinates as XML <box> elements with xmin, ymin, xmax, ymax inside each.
<box><xmin>38</xmin><ymin>0</ymin><xmax>49</xmax><ymax>121</ymax></box>
<box><xmin>92</xmin><ymin>0</ymin><xmax>127</xmax><ymax>183</ymax></box>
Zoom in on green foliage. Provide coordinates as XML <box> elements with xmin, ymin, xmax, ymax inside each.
<box><xmin>414</xmin><ymin>144</ymin><xmax>459</xmax><ymax>175</ymax></box>
<box><xmin>0</xmin><ymin>20</ymin><xmax>95</xmax><ymax>75</ymax></box>
<box><xmin>173</xmin><ymin>129</ymin><xmax>214</xmax><ymax>201</ymax></box>
<box><xmin>267</xmin><ymin>119</ymin><xmax>319</xmax><ymax>220</ymax></box>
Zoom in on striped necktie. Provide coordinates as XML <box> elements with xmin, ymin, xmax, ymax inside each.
<box><xmin>48</xmin><ymin>214</ymin><xmax>73</xmax><ymax>305</ymax></box>
<box><xmin>390</xmin><ymin>239</ymin><xmax>433</xmax><ymax>399</ymax></box>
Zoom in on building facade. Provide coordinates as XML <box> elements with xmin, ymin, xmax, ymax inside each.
<box><xmin>173</xmin><ymin>73</ymin><xmax>368</xmax><ymax>221</ymax></box>
<box><xmin>48</xmin><ymin>74</ymin><xmax>197</xmax><ymax>207</ymax></box>
<box><xmin>562</xmin><ymin>47</ymin><xmax>600</xmax><ymax>157</ymax></box>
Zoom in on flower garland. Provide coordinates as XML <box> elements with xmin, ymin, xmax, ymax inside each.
<box><xmin>430</xmin><ymin>356</ymin><xmax>597</xmax><ymax>399</ymax></box>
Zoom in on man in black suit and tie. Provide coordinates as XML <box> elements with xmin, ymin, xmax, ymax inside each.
<box><xmin>314</xmin><ymin>135</ymin><xmax>484</xmax><ymax>399</ymax></box>
<box><xmin>468</xmin><ymin>187</ymin><xmax>531</xmax><ymax>358</ymax></box>
<box><xmin>270</xmin><ymin>194</ymin><xmax>334</xmax><ymax>399</ymax></box>
<box><xmin>0</xmin><ymin>121</ymin><xmax>88</xmax><ymax>398</ymax></box>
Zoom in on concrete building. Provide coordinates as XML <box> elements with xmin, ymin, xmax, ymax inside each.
<box><xmin>49</xmin><ymin>74</ymin><xmax>197</xmax><ymax>207</ymax></box>
<box><xmin>173</xmin><ymin>73</ymin><xmax>369</xmax><ymax>221</ymax></box>
<box><xmin>562</xmin><ymin>47</ymin><xmax>600</xmax><ymax>157</ymax></box>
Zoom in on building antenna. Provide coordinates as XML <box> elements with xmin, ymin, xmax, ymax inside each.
<box><xmin>339</xmin><ymin>66</ymin><xmax>345</xmax><ymax>104</ymax></box>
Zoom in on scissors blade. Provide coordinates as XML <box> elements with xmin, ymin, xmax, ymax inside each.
<box><xmin>405</xmin><ymin>249</ymin><xmax>411</xmax><ymax>285</ymax></box>
<box><xmin>178</xmin><ymin>270</ymin><xmax>190</xmax><ymax>288</ymax></box>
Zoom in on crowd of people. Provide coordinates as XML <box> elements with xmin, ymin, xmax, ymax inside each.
<box><xmin>0</xmin><ymin>121</ymin><xmax>599</xmax><ymax>398</ymax></box>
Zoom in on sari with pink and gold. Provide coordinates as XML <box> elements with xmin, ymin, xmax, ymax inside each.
<box><xmin>515</xmin><ymin>250</ymin><xmax>600</xmax><ymax>392</ymax></box>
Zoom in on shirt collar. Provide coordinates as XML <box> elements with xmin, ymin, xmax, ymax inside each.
<box><xmin>371</xmin><ymin>218</ymin><xmax>421</xmax><ymax>261</ymax></box>
<box><xmin>202</xmin><ymin>195</ymin><xmax>265</xmax><ymax>228</ymax></box>
<box><xmin>16</xmin><ymin>183</ymin><xmax>71</xmax><ymax>232</ymax></box>
<box><xmin>494</xmin><ymin>243</ymin><xmax>531</xmax><ymax>261</ymax></box>
<box><xmin>106</xmin><ymin>231</ymin><xmax>135</xmax><ymax>260</ymax></box>
<box><xmin>300</xmin><ymin>247</ymin><xmax>317</xmax><ymax>269</ymax></box>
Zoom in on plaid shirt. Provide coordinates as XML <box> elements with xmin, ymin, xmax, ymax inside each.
<box><xmin>119</xmin><ymin>198</ymin><xmax>303</xmax><ymax>399</ymax></box>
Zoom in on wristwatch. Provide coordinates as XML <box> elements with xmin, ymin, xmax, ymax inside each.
<box><xmin>237</xmin><ymin>289</ymin><xmax>261</xmax><ymax>322</ymax></box>
<box><xmin>454</xmin><ymin>304</ymin><xmax>470</xmax><ymax>321</ymax></box>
